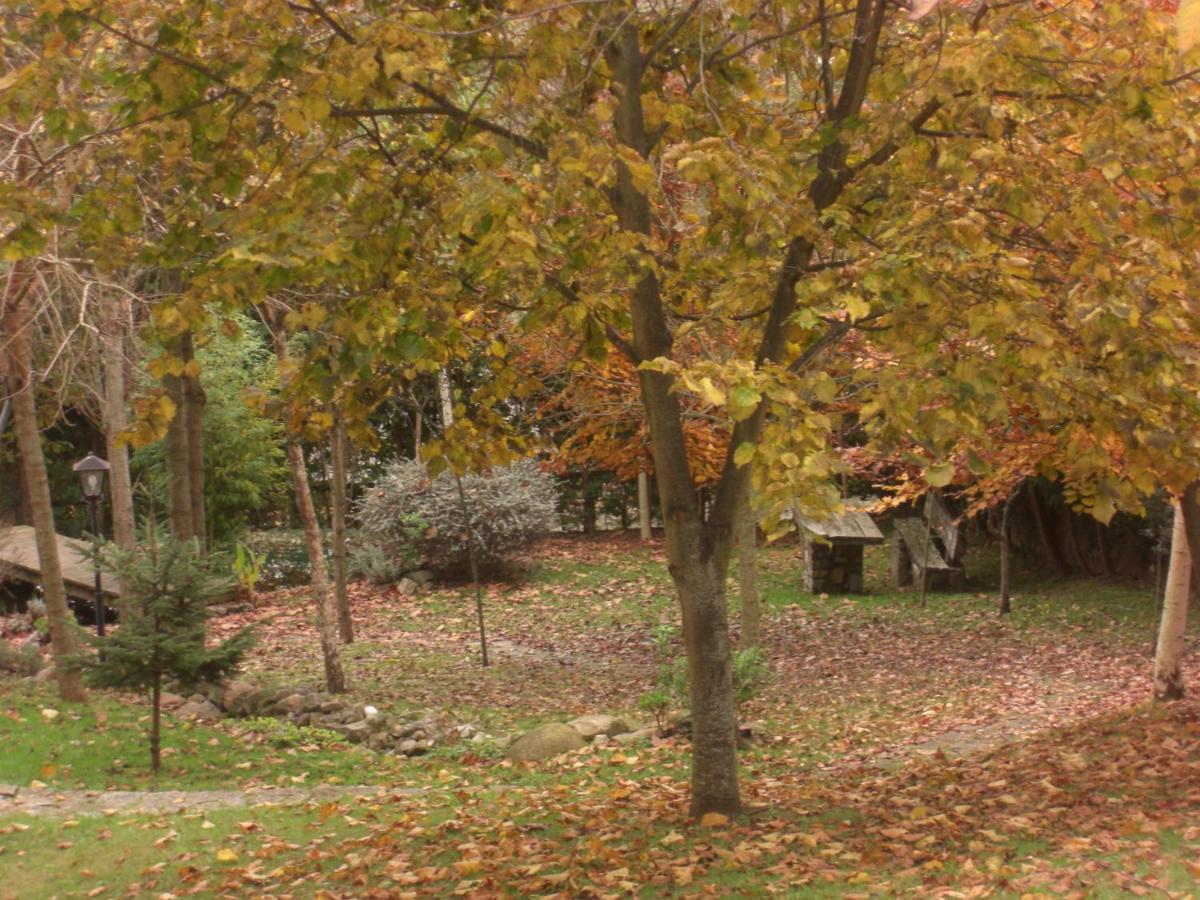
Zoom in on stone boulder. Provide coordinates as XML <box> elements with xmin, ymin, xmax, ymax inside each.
<box><xmin>613</xmin><ymin>726</ymin><xmax>657</xmax><ymax>746</ymax></box>
<box><xmin>505</xmin><ymin>722</ymin><xmax>586</xmax><ymax>763</ymax></box>
<box><xmin>175</xmin><ymin>699</ymin><xmax>221</xmax><ymax>722</ymax></box>
<box><xmin>159</xmin><ymin>692</ymin><xmax>187</xmax><ymax>712</ymax></box>
<box><xmin>221</xmin><ymin>680</ymin><xmax>256</xmax><ymax>712</ymax></box>
<box><xmin>567</xmin><ymin>714</ymin><xmax>631</xmax><ymax>741</ymax></box>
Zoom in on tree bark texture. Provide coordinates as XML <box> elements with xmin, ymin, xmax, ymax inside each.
<box><xmin>331</xmin><ymin>411</ymin><xmax>353</xmax><ymax>643</ymax></box>
<box><xmin>736</xmin><ymin>489</ymin><xmax>762</xmax><ymax>648</ymax></box>
<box><xmin>1153</xmin><ymin>500</ymin><xmax>1191</xmax><ymax>701</ymax></box>
<box><xmin>101</xmin><ymin>293</ymin><xmax>136</xmax><ymax>551</ymax></box>
<box><xmin>270</xmin><ymin>321</ymin><xmax>347</xmax><ymax>693</ymax></box>
<box><xmin>3</xmin><ymin>261</ymin><xmax>87</xmax><ymax>702</ymax></box>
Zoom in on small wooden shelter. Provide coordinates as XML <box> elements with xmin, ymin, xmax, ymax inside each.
<box><xmin>0</xmin><ymin>526</ymin><xmax>117</xmax><ymax>606</ymax></box>
<box><xmin>795</xmin><ymin>502</ymin><xmax>885</xmax><ymax>594</ymax></box>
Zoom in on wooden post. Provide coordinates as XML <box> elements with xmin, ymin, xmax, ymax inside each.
<box><xmin>638</xmin><ymin>469</ymin><xmax>652</xmax><ymax>541</ymax></box>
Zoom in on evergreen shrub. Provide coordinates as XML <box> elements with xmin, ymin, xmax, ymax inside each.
<box><xmin>357</xmin><ymin>460</ymin><xmax>557</xmax><ymax>577</ymax></box>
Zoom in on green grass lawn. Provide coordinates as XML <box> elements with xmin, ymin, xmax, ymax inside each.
<box><xmin>0</xmin><ymin>681</ymin><xmax>408</xmax><ymax>792</ymax></box>
<box><xmin>0</xmin><ymin>799</ymin><xmax>377</xmax><ymax>899</ymax></box>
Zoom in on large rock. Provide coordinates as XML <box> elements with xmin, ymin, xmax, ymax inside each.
<box><xmin>221</xmin><ymin>680</ymin><xmax>256</xmax><ymax>712</ymax></box>
<box><xmin>337</xmin><ymin>720</ymin><xmax>371</xmax><ymax>742</ymax></box>
<box><xmin>567</xmin><ymin>714</ymin><xmax>631</xmax><ymax>741</ymax></box>
<box><xmin>271</xmin><ymin>693</ymin><xmax>308</xmax><ymax>716</ymax></box>
<box><xmin>175</xmin><ymin>699</ymin><xmax>221</xmax><ymax>723</ymax></box>
<box><xmin>33</xmin><ymin>666</ymin><xmax>56</xmax><ymax>684</ymax></box>
<box><xmin>406</xmin><ymin>569</ymin><xmax>435</xmax><ymax>587</ymax></box>
<box><xmin>614</xmin><ymin>726</ymin><xmax>657</xmax><ymax>746</ymax></box>
<box><xmin>505</xmin><ymin>722</ymin><xmax>586</xmax><ymax>763</ymax></box>
<box><xmin>159</xmin><ymin>692</ymin><xmax>188</xmax><ymax>712</ymax></box>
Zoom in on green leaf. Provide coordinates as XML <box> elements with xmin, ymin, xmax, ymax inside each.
<box><xmin>926</xmin><ymin>463</ymin><xmax>954</xmax><ymax>488</ymax></box>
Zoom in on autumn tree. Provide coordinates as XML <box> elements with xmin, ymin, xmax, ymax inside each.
<box><xmin>14</xmin><ymin>0</ymin><xmax>1200</xmax><ymax>816</ymax></box>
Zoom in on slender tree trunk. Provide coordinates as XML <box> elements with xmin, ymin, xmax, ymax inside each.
<box><xmin>284</xmin><ymin>437</ymin><xmax>347</xmax><ymax>692</ymax></box>
<box><xmin>100</xmin><ymin>293</ymin><xmax>135</xmax><ymax>551</ymax></box>
<box><xmin>151</xmin><ymin>673</ymin><xmax>162</xmax><ymax>773</ymax></box>
<box><xmin>268</xmin><ymin>318</ymin><xmax>347</xmax><ymax>693</ymax></box>
<box><xmin>330</xmin><ymin>411</ymin><xmax>353</xmax><ymax>643</ymax></box>
<box><xmin>437</xmin><ymin>368</ymin><xmax>454</xmax><ymax>431</ymax></box>
<box><xmin>638</xmin><ymin>469</ymin><xmax>652</xmax><ymax>540</ymax></box>
<box><xmin>1027</xmin><ymin>482</ymin><xmax>1069</xmax><ymax>575</ymax></box>
<box><xmin>581</xmin><ymin>470</ymin><xmax>597</xmax><ymax>534</ymax></box>
<box><xmin>736</xmin><ymin>488</ymin><xmax>762</xmax><ymax>648</ymax></box>
<box><xmin>3</xmin><ymin>262</ymin><xmax>87</xmax><ymax>703</ymax></box>
<box><xmin>998</xmin><ymin>487</ymin><xmax>1018</xmax><ymax>615</ymax></box>
<box><xmin>180</xmin><ymin>333</ymin><xmax>207</xmax><ymax>550</ymax></box>
<box><xmin>162</xmin><ymin>367</ymin><xmax>193</xmax><ymax>542</ymax></box>
<box><xmin>1153</xmin><ymin>500</ymin><xmax>1191</xmax><ymax>701</ymax></box>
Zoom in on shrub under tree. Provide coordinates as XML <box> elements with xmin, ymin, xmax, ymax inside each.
<box><xmin>74</xmin><ymin>529</ymin><xmax>255</xmax><ymax>772</ymax></box>
<box><xmin>357</xmin><ymin>459</ymin><xmax>557</xmax><ymax>578</ymax></box>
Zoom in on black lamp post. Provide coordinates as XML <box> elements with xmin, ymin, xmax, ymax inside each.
<box><xmin>73</xmin><ymin>452</ymin><xmax>111</xmax><ymax>637</ymax></box>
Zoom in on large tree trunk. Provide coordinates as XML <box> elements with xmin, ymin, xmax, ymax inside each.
<box><xmin>606</xmin><ymin>23</ymin><xmax>744</xmax><ymax>816</ymax></box>
<box><xmin>330</xmin><ymin>411</ymin><xmax>353</xmax><ymax>644</ymax></box>
<box><xmin>100</xmin><ymin>293</ymin><xmax>135</xmax><ymax>551</ymax></box>
<box><xmin>671</xmin><ymin>519</ymin><xmax>741</xmax><ymax>816</ymax></box>
<box><xmin>1153</xmin><ymin>500</ymin><xmax>1191</xmax><ymax>701</ymax></box>
<box><xmin>736</xmin><ymin>488</ymin><xmax>762</xmax><ymax>648</ymax></box>
<box><xmin>3</xmin><ymin>262</ymin><xmax>87</xmax><ymax>702</ymax></box>
<box><xmin>269</xmin><ymin>320</ymin><xmax>347</xmax><ymax>693</ymax></box>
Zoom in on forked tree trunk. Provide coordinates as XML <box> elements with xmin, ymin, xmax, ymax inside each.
<box><xmin>269</xmin><ymin>319</ymin><xmax>347</xmax><ymax>693</ymax></box>
<box><xmin>1154</xmin><ymin>500</ymin><xmax>1190</xmax><ymax>700</ymax></box>
<box><xmin>3</xmin><ymin>262</ymin><xmax>87</xmax><ymax>702</ymax></box>
<box><xmin>736</xmin><ymin>489</ymin><xmax>762</xmax><ymax>648</ymax></box>
<box><xmin>330</xmin><ymin>411</ymin><xmax>353</xmax><ymax>644</ymax></box>
<box><xmin>100</xmin><ymin>292</ymin><xmax>136</xmax><ymax>552</ymax></box>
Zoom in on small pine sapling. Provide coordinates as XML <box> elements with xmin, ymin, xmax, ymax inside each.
<box><xmin>74</xmin><ymin>527</ymin><xmax>254</xmax><ymax>772</ymax></box>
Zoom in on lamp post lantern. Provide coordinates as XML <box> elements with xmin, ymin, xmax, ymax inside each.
<box><xmin>73</xmin><ymin>452</ymin><xmax>111</xmax><ymax>637</ymax></box>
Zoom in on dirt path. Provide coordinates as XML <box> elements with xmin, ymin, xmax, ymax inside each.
<box><xmin>0</xmin><ymin>784</ymin><xmax>408</xmax><ymax>818</ymax></box>
<box><xmin>867</xmin><ymin>677</ymin><xmax>1140</xmax><ymax>769</ymax></box>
